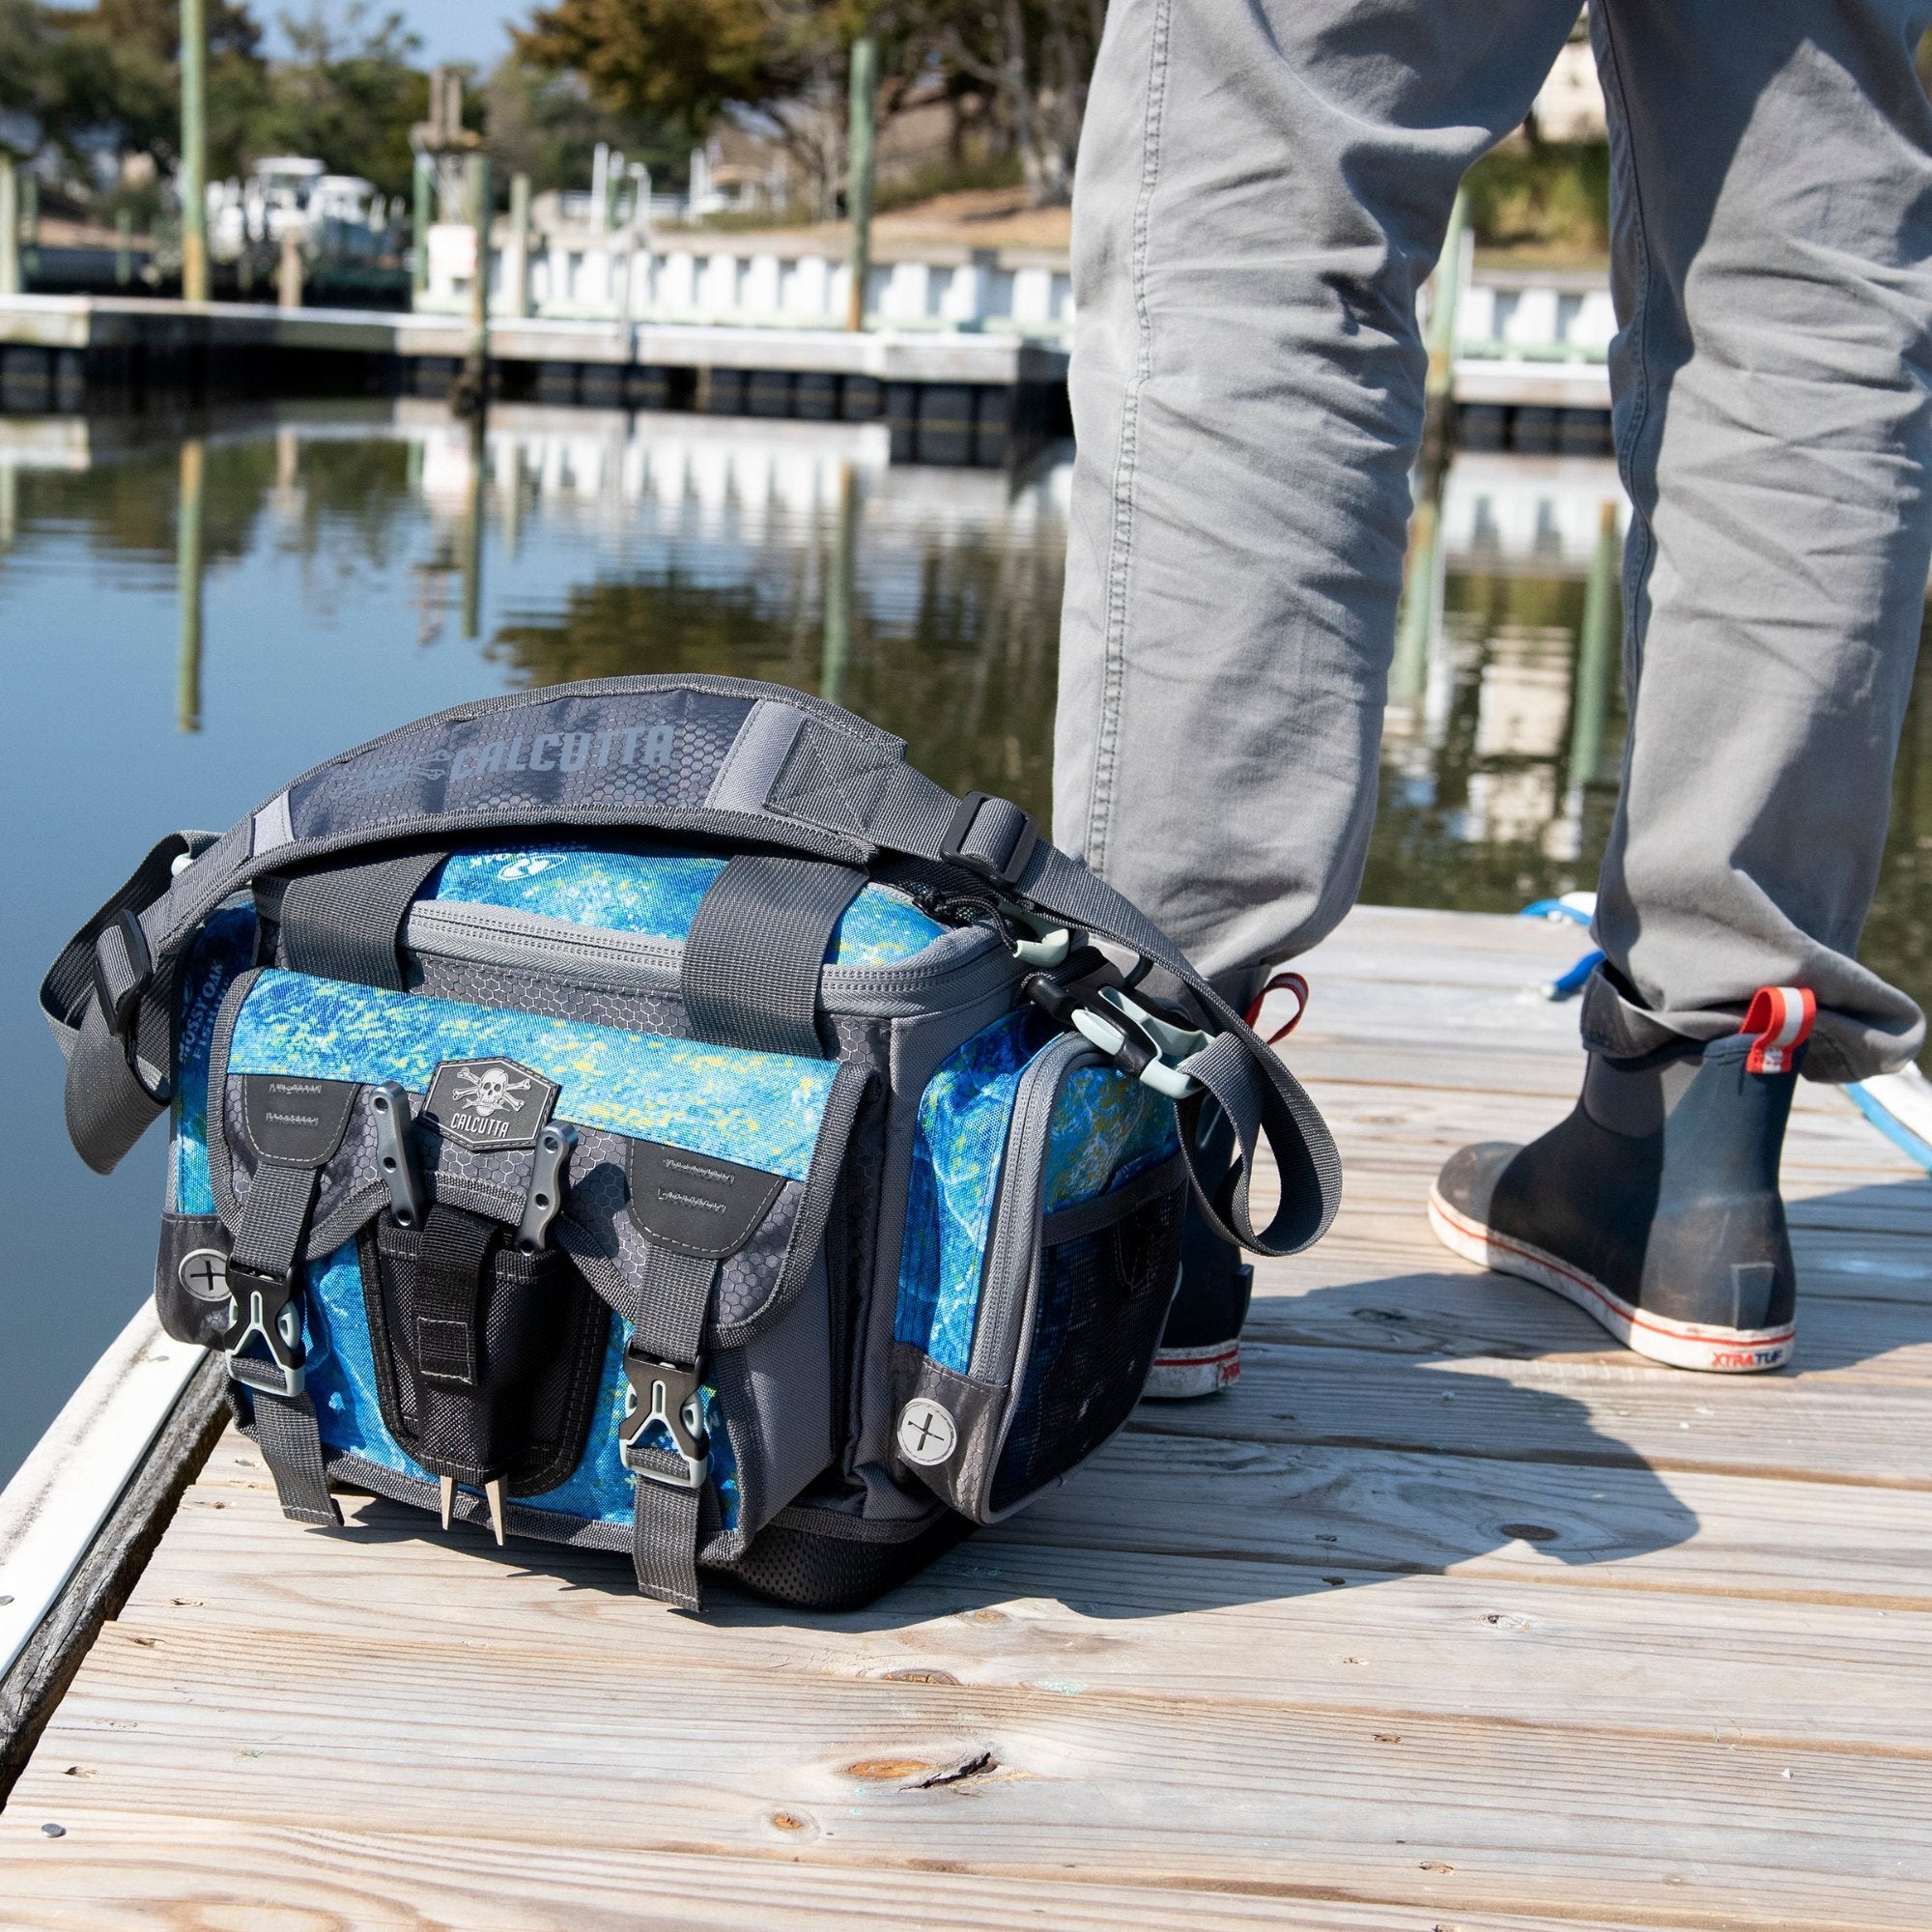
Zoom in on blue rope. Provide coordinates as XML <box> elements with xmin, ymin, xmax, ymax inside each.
<box><xmin>1520</xmin><ymin>897</ymin><xmax>1593</xmax><ymax>927</ymax></box>
<box><xmin>1845</xmin><ymin>1082</ymin><xmax>1932</xmax><ymax>1174</ymax></box>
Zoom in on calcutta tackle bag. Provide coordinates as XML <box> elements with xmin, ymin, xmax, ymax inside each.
<box><xmin>43</xmin><ymin>678</ymin><xmax>1339</xmax><ymax>1610</ymax></box>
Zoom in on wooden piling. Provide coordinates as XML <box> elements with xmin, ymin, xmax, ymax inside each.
<box><xmin>179</xmin><ymin>0</ymin><xmax>208</xmax><ymax>302</ymax></box>
<box><xmin>844</xmin><ymin>38</ymin><xmax>878</xmax><ymax>333</ymax></box>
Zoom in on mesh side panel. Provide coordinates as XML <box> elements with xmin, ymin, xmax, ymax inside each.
<box><xmin>989</xmin><ymin>1181</ymin><xmax>1185</xmax><ymax>1515</ymax></box>
<box><xmin>362</xmin><ymin>1219</ymin><xmax>611</xmax><ymax>1493</ymax></box>
<box><xmin>726</xmin><ymin>1508</ymin><xmax>975</xmax><ymax>1610</ymax></box>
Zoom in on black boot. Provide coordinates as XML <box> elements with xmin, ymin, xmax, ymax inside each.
<box><xmin>1429</xmin><ymin>1014</ymin><xmax>1806</xmax><ymax>1374</ymax></box>
<box><xmin>1144</xmin><ymin>1098</ymin><xmax>1253</xmax><ymax>1398</ymax></box>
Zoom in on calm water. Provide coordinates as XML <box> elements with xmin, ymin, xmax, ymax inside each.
<box><xmin>1</xmin><ymin>404</ymin><xmax>1925</xmax><ymax>1480</ymax></box>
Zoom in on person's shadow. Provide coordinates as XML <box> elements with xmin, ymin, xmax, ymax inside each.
<box><xmin>323</xmin><ymin>1176</ymin><xmax>1928</xmax><ymax>1629</ymax></box>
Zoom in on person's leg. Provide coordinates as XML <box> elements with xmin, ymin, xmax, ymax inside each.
<box><xmin>1059</xmin><ymin>0</ymin><xmax>1580</xmax><ymax>1393</ymax></box>
<box><xmin>1582</xmin><ymin>0</ymin><xmax>1932</xmax><ymax>1080</ymax></box>
<box><xmin>1435</xmin><ymin>0</ymin><xmax>1932</xmax><ymax>1372</ymax></box>
<box><xmin>1055</xmin><ymin>0</ymin><xmax>1582</xmax><ymax>982</ymax></box>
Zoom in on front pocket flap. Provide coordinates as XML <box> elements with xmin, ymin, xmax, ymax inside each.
<box><xmin>627</xmin><ymin>1142</ymin><xmax>785</xmax><ymax>1258</ymax></box>
<box><xmin>212</xmin><ymin>967</ymin><xmax>866</xmax><ymax>1341</ymax></box>
<box><xmin>242</xmin><ymin>1074</ymin><xmax>358</xmax><ymax>1166</ymax></box>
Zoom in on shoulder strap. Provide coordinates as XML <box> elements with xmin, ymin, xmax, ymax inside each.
<box><xmin>44</xmin><ymin>679</ymin><xmax>1340</xmax><ymax>1257</ymax></box>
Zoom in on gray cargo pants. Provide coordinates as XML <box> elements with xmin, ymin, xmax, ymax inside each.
<box><xmin>1055</xmin><ymin>0</ymin><xmax>1932</xmax><ymax>1079</ymax></box>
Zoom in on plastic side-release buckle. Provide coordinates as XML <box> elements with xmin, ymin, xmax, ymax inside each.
<box><xmin>92</xmin><ymin>908</ymin><xmax>153</xmax><ymax>1039</ymax></box>
<box><xmin>221</xmin><ymin>1265</ymin><xmax>306</xmax><ymax>1399</ymax></box>
<box><xmin>941</xmin><ymin>790</ymin><xmax>1039</xmax><ymax>891</ymax></box>
<box><xmin>1024</xmin><ymin>948</ymin><xmax>1214</xmax><ymax>1099</ymax></box>
<box><xmin>1071</xmin><ymin>986</ymin><xmax>1214</xmax><ymax>1101</ymax></box>
<box><xmin>1742</xmin><ymin>985</ymin><xmax>1815</xmax><ymax>1075</ymax></box>
<box><xmin>618</xmin><ymin>1351</ymin><xmax>710</xmax><ymax>1490</ymax></box>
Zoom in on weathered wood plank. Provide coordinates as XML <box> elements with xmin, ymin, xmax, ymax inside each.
<box><xmin>1247</xmin><ymin>1263</ymin><xmax>1932</xmax><ymax>1383</ymax></box>
<box><xmin>0</xmin><ymin>1814</ymin><xmax>1715</xmax><ymax>1932</ymax></box>
<box><xmin>14</xmin><ymin>1620</ymin><xmax>1929</xmax><ymax>1930</ymax></box>
<box><xmin>101</xmin><ymin>1471</ymin><xmax>1932</xmax><ymax>1751</ymax></box>
<box><xmin>1009</xmin><ymin>1432</ymin><xmax>1932</xmax><ymax>1608</ymax></box>
<box><xmin>1140</xmin><ymin>1342</ymin><xmax>1932</xmax><ymax>1486</ymax></box>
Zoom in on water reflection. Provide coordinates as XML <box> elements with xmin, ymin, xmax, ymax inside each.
<box><xmin>0</xmin><ymin>404</ymin><xmax>1925</xmax><ymax>1481</ymax></box>
<box><xmin>1378</xmin><ymin>451</ymin><xmax>1630</xmax><ymax>911</ymax></box>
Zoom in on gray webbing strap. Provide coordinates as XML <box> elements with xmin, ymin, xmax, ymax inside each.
<box><xmin>278</xmin><ymin>849</ymin><xmax>448</xmax><ymax>990</ymax></box>
<box><xmin>43</xmin><ymin>832</ymin><xmax>215</xmax><ymax>1176</ymax></box>
<box><xmin>229</xmin><ymin>1159</ymin><xmax>342</xmax><ymax>1526</ymax></box>
<box><xmin>681</xmin><ymin>854</ymin><xmax>866</xmax><ymax>1059</ymax></box>
<box><xmin>626</xmin><ymin>1244</ymin><xmax>718</xmax><ymax>1612</ymax></box>
<box><xmin>251</xmin><ymin>1388</ymin><xmax>341</xmax><ymax>1527</ymax></box>
<box><xmin>766</xmin><ymin>723</ymin><xmax>1342</xmax><ymax>1257</ymax></box>
<box><xmin>48</xmin><ymin>681</ymin><xmax>1339</xmax><ymax>1262</ymax></box>
<box><xmin>229</xmin><ymin>1159</ymin><xmax>322</xmax><ymax>1281</ymax></box>
<box><xmin>632</xmin><ymin>1475</ymin><xmax>703</xmax><ymax>1609</ymax></box>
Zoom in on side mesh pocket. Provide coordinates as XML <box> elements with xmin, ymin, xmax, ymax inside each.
<box><xmin>892</xmin><ymin>1010</ymin><xmax>1184</xmax><ymax>1523</ymax></box>
<box><xmin>988</xmin><ymin>1172</ymin><xmax>1185</xmax><ymax>1514</ymax></box>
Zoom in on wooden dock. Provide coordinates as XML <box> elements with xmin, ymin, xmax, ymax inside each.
<box><xmin>3</xmin><ymin>903</ymin><xmax>1928</xmax><ymax>1928</ymax></box>
<box><xmin>0</xmin><ymin>294</ymin><xmax>1612</xmax><ymax>457</ymax></box>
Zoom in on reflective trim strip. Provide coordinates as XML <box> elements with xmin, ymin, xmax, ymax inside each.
<box><xmin>252</xmin><ymin>790</ymin><xmax>295</xmax><ymax>855</ymax></box>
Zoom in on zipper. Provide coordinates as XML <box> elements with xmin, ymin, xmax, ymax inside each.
<box><xmin>402</xmin><ymin>895</ymin><xmax>1016</xmax><ymax>1009</ymax></box>
<box><xmin>966</xmin><ymin>1031</ymin><xmax>1094</xmax><ymax>1393</ymax></box>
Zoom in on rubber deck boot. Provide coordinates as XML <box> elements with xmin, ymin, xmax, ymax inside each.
<box><xmin>1428</xmin><ymin>994</ymin><xmax>1812</xmax><ymax>1373</ymax></box>
<box><xmin>1144</xmin><ymin>1098</ymin><xmax>1253</xmax><ymax>1398</ymax></box>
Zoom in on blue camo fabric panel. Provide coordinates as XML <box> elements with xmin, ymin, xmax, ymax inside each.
<box><xmin>228</xmin><ymin>970</ymin><xmax>836</xmax><ymax>1180</ymax></box>
<box><xmin>298</xmin><ymin>1242</ymin><xmax>741</xmax><ymax>1532</ymax></box>
<box><xmin>429</xmin><ymin>845</ymin><xmax>945</xmax><ymax>968</ymax></box>
<box><xmin>895</xmin><ymin>1010</ymin><xmax>1180</xmax><ymax>1376</ymax></box>
<box><xmin>172</xmin><ymin>904</ymin><xmax>260</xmax><ymax>1216</ymax></box>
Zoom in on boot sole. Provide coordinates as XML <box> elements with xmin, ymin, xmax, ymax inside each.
<box><xmin>1426</xmin><ymin>1187</ymin><xmax>1794</xmax><ymax>1373</ymax></box>
<box><xmin>1142</xmin><ymin>1342</ymin><xmax>1240</xmax><ymax>1400</ymax></box>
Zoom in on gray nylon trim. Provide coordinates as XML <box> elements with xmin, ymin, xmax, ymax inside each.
<box><xmin>1039</xmin><ymin>1148</ymin><xmax>1187</xmax><ymax>1245</ymax></box>
<box><xmin>403</xmin><ymin>896</ymin><xmax>1016</xmax><ymax>1014</ymax></box>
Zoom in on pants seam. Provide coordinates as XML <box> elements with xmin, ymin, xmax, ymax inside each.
<box><xmin>1594</xmin><ymin>6</ymin><xmax>1655</xmax><ymax>699</ymax></box>
<box><xmin>1088</xmin><ymin>0</ymin><xmax>1172</xmax><ymax>876</ymax></box>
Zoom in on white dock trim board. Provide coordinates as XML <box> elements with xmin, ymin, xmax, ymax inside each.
<box><xmin>0</xmin><ymin>1306</ymin><xmax>204</xmax><ymax>1682</ymax></box>
<box><xmin>3</xmin><ymin>904</ymin><xmax>1929</xmax><ymax>1927</ymax></box>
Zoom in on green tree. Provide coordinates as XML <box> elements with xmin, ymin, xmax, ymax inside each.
<box><xmin>516</xmin><ymin>0</ymin><xmax>897</xmax><ymax>215</ymax></box>
<box><xmin>247</xmin><ymin>4</ymin><xmax>428</xmax><ymax>196</ymax></box>
<box><xmin>927</xmin><ymin>0</ymin><xmax>1101</xmax><ymax>207</ymax></box>
<box><xmin>37</xmin><ymin>0</ymin><xmax>267</xmax><ymax>183</ymax></box>
<box><xmin>482</xmin><ymin>50</ymin><xmax>682</xmax><ymax>195</ymax></box>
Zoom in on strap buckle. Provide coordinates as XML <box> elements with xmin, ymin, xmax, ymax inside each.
<box><xmin>221</xmin><ymin>1265</ymin><xmax>306</xmax><ymax>1399</ymax></box>
<box><xmin>618</xmin><ymin>1351</ymin><xmax>710</xmax><ymax>1490</ymax></box>
<box><xmin>941</xmin><ymin>791</ymin><xmax>1039</xmax><ymax>891</ymax></box>
<box><xmin>1024</xmin><ymin>950</ymin><xmax>1212</xmax><ymax>1100</ymax></box>
<box><xmin>1072</xmin><ymin>986</ymin><xmax>1212</xmax><ymax>1101</ymax></box>
<box><xmin>92</xmin><ymin>908</ymin><xmax>153</xmax><ymax>1039</ymax></box>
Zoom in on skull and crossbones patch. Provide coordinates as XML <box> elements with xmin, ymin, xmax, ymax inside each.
<box><xmin>424</xmin><ymin>1057</ymin><xmax>560</xmax><ymax>1151</ymax></box>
